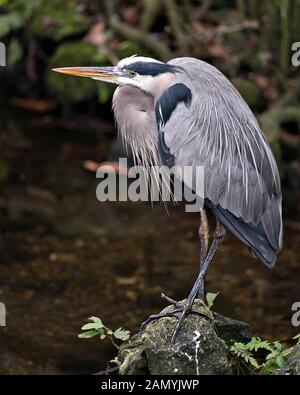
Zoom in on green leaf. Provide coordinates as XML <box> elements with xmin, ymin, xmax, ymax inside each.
<box><xmin>276</xmin><ymin>356</ymin><xmax>285</xmax><ymax>368</ymax></box>
<box><xmin>274</xmin><ymin>341</ymin><xmax>282</xmax><ymax>350</ymax></box>
<box><xmin>81</xmin><ymin>317</ymin><xmax>105</xmax><ymax>331</ymax></box>
<box><xmin>245</xmin><ymin>337</ymin><xmax>273</xmax><ymax>352</ymax></box>
<box><xmin>206</xmin><ymin>292</ymin><xmax>219</xmax><ymax>309</ymax></box>
<box><xmin>78</xmin><ymin>330</ymin><xmax>98</xmax><ymax>339</ymax></box>
<box><xmin>266</xmin><ymin>350</ymin><xmax>278</xmax><ymax>360</ymax></box>
<box><xmin>282</xmin><ymin>347</ymin><xmax>293</xmax><ymax>357</ymax></box>
<box><xmin>113</xmin><ymin>328</ymin><xmax>130</xmax><ymax>341</ymax></box>
<box><xmin>293</xmin><ymin>333</ymin><xmax>300</xmax><ymax>344</ymax></box>
<box><xmin>81</xmin><ymin>322</ymin><xmax>102</xmax><ymax>331</ymax></box>
<box><xmin>110</xmin><ymin>357</ymin><xmax>121</xmax><ymax>366</ymax></box>
<box><xmin>89</xmin><ymin>316</ymin><xmax>102</xmax><ymax>323</ymax></box>
<box><xmin>248</xmin><ymin>356</ymin><xmax>261</xmax><ymax>369</ymax></box>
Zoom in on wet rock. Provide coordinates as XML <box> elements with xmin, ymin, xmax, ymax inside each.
<box><xmin>118</xmin><ymin>334</ymin><xmax>148</xmax><ymax>375</ymax></box>
<box><xmin>214</xmin><ymin>313</ymin><xmax>252</xmax><ymax>345</ymax></box>
<box><xmin>275</xmin><ymin>345</ymin><xmax>300</xmax><ymax>375</ymax></box>
<box><xmin>118</xmin><ymin>300</ymin><xmax>237</xmax><ymax>375</ymax></box>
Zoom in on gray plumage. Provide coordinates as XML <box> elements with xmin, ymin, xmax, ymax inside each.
<box><xmin>112</xmin><ymin>57</ymin><xmax>283</xmax><ymax>267</ymax></box>
<box><xmin>53</xmin><ymin>56</ymin><xmax>283</xmax><ymax>268</ymax></box>
<box><xmin>53</xmin><ymin>56</ymin><xmax>283</xmax><ymax>337</ymax></box>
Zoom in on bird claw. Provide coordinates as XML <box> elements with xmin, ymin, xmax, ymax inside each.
<box><xmin>160</xmin><ymin>292</ymin><xmax>181</xmax><ymax>307</ymax></box>
<box><xmin>140</xmin><ymin>293</ymin><xmax>212</xmax><ymax>343</ymax></box>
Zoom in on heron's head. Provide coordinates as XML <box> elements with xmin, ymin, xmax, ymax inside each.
<box><xmin>52</xmin><ymin>56</ymin><xmax>176</xmax><ymax>95</ymax></box>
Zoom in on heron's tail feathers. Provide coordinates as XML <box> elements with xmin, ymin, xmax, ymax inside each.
<box><xmin>206</xmin><ymin>201</ymin><xmax>277</xmax><ymax>268</ymax></box>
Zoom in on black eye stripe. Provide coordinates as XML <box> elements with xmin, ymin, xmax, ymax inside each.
<box><xmin>124</xmin><ymin>62</ymin><xmax>175</xmax><ymax>76</ymax></box>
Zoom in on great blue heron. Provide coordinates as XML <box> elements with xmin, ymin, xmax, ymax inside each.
<box><xmin>53</xmin><ymin>56</ymin><xmax>283</xmax><ymax>341</ymax></box>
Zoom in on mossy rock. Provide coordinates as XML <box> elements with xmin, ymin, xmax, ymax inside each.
<box><xmin>118</xmin><ymin>300</ymin><xmax>236</xmax><ymax>375</ymax></box>
<box><xmin>32</xmin><ymin>0</ymin><xmax>90</xmax><ymax>41</ymax></box>
<box><xmin>47</xmin><ymin>42</ymin><xmax>109</xmax><ymax>102</ymax></box>
<box><xmin>275</xmin><ymin>345</ymin><xmax>300</xmax><ymax>375</ymax></box>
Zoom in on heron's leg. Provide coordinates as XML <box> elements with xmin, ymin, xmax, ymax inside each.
<box><xmin>197</xmin><ymin>208</ymin><xmax>209</xmax><ymax>299</ymax></box>
<box><xmin>170</xmin><ymin>221</ymin><xmax>225</xmax><ymax>341</ymax></box>
<box><xmin>140</xmin><ymin>221</ymin><xmax>225</xmax><ymax>342</ymax></box>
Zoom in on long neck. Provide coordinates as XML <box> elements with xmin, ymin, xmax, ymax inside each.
<box><xmin>139</xmin><ymin>72</ymin><xmax>176</xmax><ymax>103</ymax></box>
<box><xmin>112</xmin><ymin>85</ymin><xmax>160</xmax><ymax>167</ymax></box>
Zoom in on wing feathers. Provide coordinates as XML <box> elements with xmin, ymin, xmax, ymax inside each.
<box><xmin>157</xmin><ymin>58</ymin><xmax>283</xmax><ymax>261</ymax></box>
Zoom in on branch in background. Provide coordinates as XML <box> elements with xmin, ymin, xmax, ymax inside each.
<box><xmin>106</xmin><ymin>0</ymin><xmax>172</xmax><ymax>61</ymax></box>
<box><xmin>141</xmin><ymin>0</ymin><xmax>162</xmax><ymax>32</ymax></box>
<box><xmin>280</xmin><ymin>0</ymin><xmax>290</xmax><ymax>76</ymax></box>
<box><xmin>25</xmin><ymin>23</ymin><xmax>36</xmax><ymax>80</ymax></box>
<box><xmin>259</xmin><ymin>79</ymin><xmax>300</xmax><ymax>145</ymax></box>
<box><xmin>275</xmin><ymin>79</ymin><xmax>300</xmax><ymax>108</ymax></box>
<box><xmin>216</xmin><ymin>20</ymin><xmax>259</xmax><ymax>36</ymax></box>
<box><xmin>236</xmin><ymin>0</ymin><xmax>246</xmax><ymax>17</ymax></box>
<box><xmin>194</xmin><ymin>0</ymin><xmax>214</xmax><ymax>22</ymax></box>
<box><xmin>84</xmin><ymin>22</ymin><xmax>119</xmax><ymax>65</ymax></box>
<box><xmin>163</xmin><ymin>0</ymin><xmax>187</xmax><ymax>54</ymax></box>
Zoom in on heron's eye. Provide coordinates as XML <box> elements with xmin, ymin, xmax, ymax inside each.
<box><xmin>128</xmin><ymin>70</ymin><xmax>137</xmax><ymax>78</ymax></box>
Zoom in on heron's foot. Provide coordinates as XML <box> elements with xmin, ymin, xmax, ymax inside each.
<box><xmin>140</xmin><ymin>293</ymin><xmax>211</xmax><ymax>343</ymax></box>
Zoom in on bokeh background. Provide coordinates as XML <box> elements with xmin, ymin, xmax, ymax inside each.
<box><xmin>0</xmin><ymin>0</ymin><xmax>300</xmax><ymax>374</ymax></box>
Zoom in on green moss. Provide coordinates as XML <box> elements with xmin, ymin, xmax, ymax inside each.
<box><xmin>32</xmin><ymin>0</ymin><xmax>90</xmax><ymax>41</ymax></box>
<box><xmin>118</xmin><ymin>300</ymin><xmax>234</xmax><ymax>375</ymax></box>
<box><xmin>47</xmin><ymin>42</ymin><xmax>109</xmax><ymax>102</ymax></box>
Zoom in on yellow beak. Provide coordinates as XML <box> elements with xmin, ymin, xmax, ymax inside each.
<box><xmin>52</xmin><ymin>66</ymin><xmax>119</xmax><ymax>82</ymax></box>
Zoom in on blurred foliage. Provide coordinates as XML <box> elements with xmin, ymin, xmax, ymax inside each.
<box><xmin>0</xmin><ymin>159</ymin><xmax>9</xmax><ymax>183</ymax></box>
<box><xmin>7</xmin><ymin>37</ymin><xmax>23</xmax><ymax>66</ymax></box>
<box><xmin>1</xmin><ymin>0</ymin><xmax>299</xmax><ymax>103</ymax></box>
<box><xmin>47</xmin><ymin>42</ymin><xmax>109</xmax><ymax>102</ymax></box>
<box><xmin>0</xmin><ymin>0</ymin><xmax>299</xmax><ymax>160</ymax></box>
<box><xmin>234</xmin><ymin>79</ymin><xmax>263</xmax><ymax>110</ymax></box>
<box><xmin>0</xmin><ymin>0</ymin><xmax>41</xmax><ymax>38</ymax></box>
<box><xmin>227</xmin><ymin>334</ymin><xmax>300</xmax><ymax>374</ymax></box>
<box><xmin>32</xmin><ymin>0</ymin><xmax>90</xmax><ymax>41</ymax></box>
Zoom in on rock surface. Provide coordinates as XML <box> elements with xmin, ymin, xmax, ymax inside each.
<box><xmin>275</xmin><ymin>345</ymin><xmax>300</xmax><ymax>375</ymax></box>
<box><xmin>118</xmin><ymin>300</ymin><xmax>251</xmax><ymax>375</ymax></box>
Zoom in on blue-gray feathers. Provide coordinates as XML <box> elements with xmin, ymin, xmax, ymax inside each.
<box><xmin>156</xmin><ymin>83</ymin><xmax>192</xmax><ymax>125</ymax></box>
<box><xmin>156</xmin><ymin>83</ymin><xmax>192</xmax><ymax>167</ymax></box>
<box><xmin>205</xmin><ymin>199</ymin><xmax>277</xmax><ymax>268</ymax></box>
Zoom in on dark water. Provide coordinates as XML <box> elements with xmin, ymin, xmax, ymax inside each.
<box><xmin>0</xmin><ymin>123</ymin><xmax>299</xmax><ymax>374</ymax></box>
